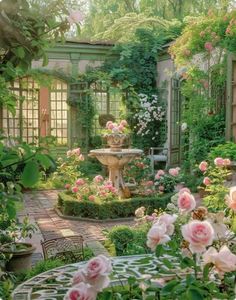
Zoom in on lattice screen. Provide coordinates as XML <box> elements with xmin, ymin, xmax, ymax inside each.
<box><xmin>50</xmin><ymin>80</ymin><xmax>68</xmax><ymax>145</ymax></box>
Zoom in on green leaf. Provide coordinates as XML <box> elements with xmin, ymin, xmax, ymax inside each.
<box><xmin>36</xmin><ymin>153</ymin><xmax>53</xmax><ymax>169</ymax></box>
<box><xmin>161</xmin><ymin>279</ymin><xmax>179</xmax><ymax>294</ymax></box>
<box><xmin>42</xmin><ymin>53</ymin><xmax>49</xmax><ymax>66</ymax></box>
<box><xmin>16</xmin><ymin>47</ymin><xmax>25</xmax><ymax>59</ymax></box>
<box><xmin>21</xmin><ymin>160</ymin><xmax>39</xmax><ymax>187</ymax></box>
<box><xmin>187</xmin><ymin>288</ymin><xmax>204</xmax><ymax>300</ymax></box>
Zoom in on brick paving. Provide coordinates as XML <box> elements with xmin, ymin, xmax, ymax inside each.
<box><xmin>18</xmin><ymin>190</ymin><xmax>135</xmax><ymax>260</ymax></box>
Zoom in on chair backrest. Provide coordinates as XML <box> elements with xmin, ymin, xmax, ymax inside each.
<box><xmin>41</xmin><ymin>235</ymin><xmax>84</xmax><ymax>260</ymax></box>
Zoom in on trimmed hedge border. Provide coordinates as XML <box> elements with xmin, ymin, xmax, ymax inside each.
<box><xmin>57</xmin><ymin>192</ymin><xmax>173</xmax><ymax>220</ymax></box>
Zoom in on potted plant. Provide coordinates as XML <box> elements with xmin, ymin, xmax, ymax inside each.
<box><xmin>103</xmin><ymin>120</ymin><xmax>129</xmax><ymax>151</ymax></box>
<box><xmin>1</xmin><ymin>216</ymin><xmax>36</xmax><ymax>273</ymax></box>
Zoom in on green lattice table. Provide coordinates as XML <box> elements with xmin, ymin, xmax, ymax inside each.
<box><xmin>12</xmin><ymin>254</ymin><xmax>180</xmax><ymax>300</ymax></box>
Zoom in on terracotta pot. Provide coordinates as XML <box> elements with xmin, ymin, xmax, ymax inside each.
<box><xmin>104</xmin><ymin>133</ymin><xmax>127</xmax><ymax>152</ymax></box>
<box><xmin>2</xmin><ymin>242</ymin><xmax>36</xmax><ymax>273</ymax></box>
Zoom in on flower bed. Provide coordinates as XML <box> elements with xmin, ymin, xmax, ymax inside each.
<box><xmin>57</xmin><ymin>192</ymin><xmax>172</xmax><ymax>220</ymax></box>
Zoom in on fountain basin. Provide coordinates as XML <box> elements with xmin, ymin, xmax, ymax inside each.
<box><xmin>89</xmin><ymin>148</ymin><xmax>143</xmax><ymax>198</ymax></box>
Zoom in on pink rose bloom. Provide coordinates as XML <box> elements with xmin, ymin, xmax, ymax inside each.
<box><xmin>76</xmin><ymin>179</ymin><xmax>85</xmax><ymax>186</ymax></box>
<box><xmin>64</xmin><ymin>283</ymin><xmax>97</xmax><ymax>300</ymax></box>
<box><xmin>226</xmin><ymin>186</ymin><xmax>236</xmax><ymax>211</ymax></box>
<box><xmin>223</xmin><ymin>158</ymin><xmax>231</xmax><ymax>166</ymax></box>
<box><xmin>147</xmin><ymin>223</ymin><xmax>170</xmax><ymax>251</ymax></box>
<box><xmin>146</xmin><ymin>180</ymin><xmax>154</xmax><ymax>186</ymax></box>
<box><xmin>178</xmin><ymin>192</ymin><xmax>196</xmax><ymax>213</ymax></box>
<box><xmin>157</xmin><ymin>169</ymin><xmax>165</xmax><ymax>176</ymax></box>
<box><xmin>79</xmin><ymin>154</ymin><xmax>84</xmax><ymax>161</ymax></box>
<box><xmin>203</xmin><ymin>246</ymin><xmax>236</xmax><ymax>276</ymax></box>
<box><xmin>67</xmin><ymin>10</ymin><xmax>84</xmax><ymax>25</ymax></box>
<box><xmin>84</xmin><ymin>255</ymin><xmax>112</xmax><ymax>291</ymax></box>
<box><xmin>72</xmin><ymin>270</ymin><xmax>87</xmax><ymax>286</ymax></box>
<box><xmin>72</xmin><ymin>148</ymin><xmax>81</xmax><ymax>155</ymax></box>
<box><xmin>169</xmin><ymin>168</ymin><xmax>179</xmax><ymax>176</ymax></box>
<box><xmin>120</xmin><ymin>120</ymin><xmax>128</xmax><ymax>127</ymax></box>
<box><xmin>214</xmin><ymin>157</ymin><xmax>224</xmax><ymax>166</ymax></box>
<box><xmin>159</xmin><ymin>186</ymin><xmax>165</xmax><ymax>192</ymax></box>
<box><xmin>107</xmin><ymin>123</ymin><xmax>114</xmax><ymax>130</ymax></box>
<box><xmin>203</xmin><ymin>177</ymin><xmax>211</xmax><ymax>186</ymax></box>
<box><xmin>88</xmin><ymin>195</ymin><xmax>95</xmax><ymax>201</ymax></box>
<box><xmin>155</xmin><ymin>174</ymin><xmax>160</xmax><ymax>180</ymax></box>
<box><xmin>146</xmin><ymin>215</ymin><xmax>155</xmax><ymax>222</ymax></box>
<box><xmin>157</xmin><ymin>213</ymin><xmax>177</xmax><ymax>236</ymax></box>
<box><xmin>181</xmin><ymin>220</ymin><xmax>214</xmax><ymax>253</ymax></box>
<box><xmin>65</xmin><ymin>183</ymin><xmax>71</xmax><ymax>190</ymax></box>
<box><xmin>179</xmin><ymin>187</ymin><xmax>191</xmax><ymax>194</ymax></box>
<box><xmin>118</xmin><ymin>124</ymin><xmax>124</xmax><ymax>132</ymax></box>
<box><xmin>204</xmin><ymin>42</ymin><xmax>213</xmax><ymax>52</ymax></box>
<box><xmin>72</xmin><ymin>186</ymin><xmax>79</xmax><ymax>193</ymax></box>
<box><xmin>106</xmin><ymin>121</ymin><xmax>113</xmax><ymax>128</ymax></box>
<box><xmin>199</xmin><ymin>161</ymin><xmax>208</xmax><ymax>172</ymax></box>
<box><xmin>94</xmin><ymin>175</ymin><xmax>104</xmax><ymax>183</ymax></box>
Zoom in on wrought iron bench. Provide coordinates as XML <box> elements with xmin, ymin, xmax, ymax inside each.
<box><xmin>148</xmin><ymin>143</ymin><xmax>168</xmax><ymax>174</ymax></box>
<box><xmin>41</xmin><ymin>235</ymin><xmax>84</xmax><ymax>262</ymax></box>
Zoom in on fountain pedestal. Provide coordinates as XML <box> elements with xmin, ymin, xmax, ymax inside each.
<box><xmin>89</xmin><ymin>149</ymin><xmax>143</xmax><ymax>198</ymax></box>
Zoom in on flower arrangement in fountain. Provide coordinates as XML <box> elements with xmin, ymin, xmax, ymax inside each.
<box><xmin>65</xmin><ymin>175</ymin><xmax>119</xmax><ymax>202</ymax></box>
<box><xmin>104</xmin><ymin>120</ymin><xmax>129</xmax><ymax>134</ymax></box>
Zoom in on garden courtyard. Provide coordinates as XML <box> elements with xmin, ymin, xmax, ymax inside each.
<box><xmin>2</xmin><ymin>1</ymin><xmax>236</xmax><ymax>299</ymax></box>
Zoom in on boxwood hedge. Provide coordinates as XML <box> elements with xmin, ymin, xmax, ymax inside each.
<box><xmin>57</xmin><ymin>192</ymin><xmax>172</xmax><ymax>220</ymax></box>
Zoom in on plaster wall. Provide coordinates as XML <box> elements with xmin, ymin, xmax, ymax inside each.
<box><xmin>32</xmin><ymin>59</ymin><xmax>72</xmax><ymax>74</ymax></box>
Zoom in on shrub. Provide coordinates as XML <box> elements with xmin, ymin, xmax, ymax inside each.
<box><xmin>208</xmin><ymin>142</ymin><xmax>236</xmax><ymax>161</ymax></box>
<box><xmin>58</xmin><ymin>192</ymin><xmax>172</xmax><ymax>220</ymax></box>
<box><xmin>108</xmin><ymin>226</ymin><xmax>134</xmax><ymax>255</ymax></box>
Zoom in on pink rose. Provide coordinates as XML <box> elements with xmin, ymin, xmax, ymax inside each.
<box><xmin>157</xmin><ymin>213</ymin><xmax>177</xmax><ymax>236</ymax></box>
<box><xmin>72</xmin><ymin>186</ymin><xmax>79</xmax><ymax>193</ymax></box>
<box><xmin>199</xmin><ymin>161</ymin><xmax>208</xmax><ymax>172</ymax></box>
<box><xmin>178</xmin><ymin>192</ymin><xmax>196</xmax><ymax>213</ymax></box>
<box><xmin>76</xmin><ymin>179</ymin><xmax>85</xmax><ymax>186</ymax></box>
<box><xmin>214</xmin><ymin>157</ymin><xmax>224</xmax><ymax>166</ymax></box>
<box><xmin>155</xmin><ymin>174</ymin><xmax>160</xmax><ymax>180</ymax></box>
<box><xmin>72</xmin><ymin>148</ymin><xmax>81</xmax><ymax>155</ymax></box>
<box><xmin>146</xmin><ymin>180</ymin><xmax>154</xmax><ymax>186</ymax></box>
<box><xmin>67</xmin><ymin>10</ymin><xmax>84</xmax><ymax>25</ymax></box>
<box><xmin>159</xmin><ymin>185</ymin><xmax>165</xmax><ymax>192</ymax></box>
<box><xmin>79</xmin><ymin>154</ymin><xmax>84</xmax><ymax>161</ymax></box>
<box><xmin>106</xmin><ymin>121</ymin><xmax>113</xmax><ymax>128</ymax></box>
<box><xmin>146</xmin><ymin>223</ymin><xmax>170</xmax><ymax>251</ymax></box>
<box><xmin>203</xmin><ymin>246</ymin><xmax>236</xmax><ymax>276</ymax></box>
<box><xmin>84</xmin><ymin>255</ymin><xmax>112</xmax><ymax>291</ymax></box>
<box><xmin>223</xmin><ymin>158</ymin><xmax>231</xmax><ymax>166</ymax></box>
<box><xmin>157</xmin><ymin>169</ymin><xmax>165</xmax><ymax>177</ymax></box>
<box><xmin>64</xmin><ymin>283</ymin><xmax>97</xmax><ymax>300</ymax></box>
<box><xmin>72</xmin><ymin>270</ymin><xmax>87</xmax><ymax>286</ymax></box>
<box><xmin>179</xmin><ymin>187</ymin><xmax>191</xmax><ymax>194</ymax></box>
<box><xmin>203</xmin><ymin>177</ymin><xmax>211</xmax><ymax>186</ymax></box>
<box><xmin>93</xmin><ymin>175</ymin><xmax>104</xmax><ymax>183</ymax></box>
<box><xmin>65</xmin><ymin>183</ymin><xmax>71</xmax><ymax>190</ymax></box>
<box><xmin>226</xmin><ymin>186</ymin><xmax>236</xmax><ymax>211</ymax></box>
<box><xmin>118</xmin><ymin>124</ymin><xmax>124</xmax><ymax>132</ymax></box>
<box><xmin>88</xmin><ymin>195</ymin><xmax>95</xmax><ymax>201</ymax></box>
<box><xmin>204</xmin><ymin>42</ymin><xmax>213</xmax><ymax>52</ymax></box>
<box><xmin>107</xmin><ymin>123</ymin><xmax>114</xmax><ymax>130</ymax></box>
<box><xmin>181</xmin><ymin>220</ymin><xmax>214</xmax><ymax>253</ymax></box>
<box><xmin>120</xmin><ymin>120</ymin><xmax>128</xmax><ymax>127</ymax></box>
<box><xmin>168</xmin><ymin>168</ymin><xmax>179</xmax><ymax>176</ymax></box>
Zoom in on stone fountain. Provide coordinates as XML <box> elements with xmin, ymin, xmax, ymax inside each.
<box><xmin>89</xmin><ymin>147</ymin><xmax>143</xmax><ymax>198</ymax></box>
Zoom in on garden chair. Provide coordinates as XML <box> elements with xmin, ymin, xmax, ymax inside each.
<box><xmin>41</xmin><ymin>235</ymin><xmax>84</xmax><ymax>263</ymax></box>
<box><xmin>148</xmin><ymin>141</ymin><xmax>168</xmax><ymax>174</ymax></box>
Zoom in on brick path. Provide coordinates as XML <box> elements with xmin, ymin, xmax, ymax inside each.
<box><xmin>19</xmin><ymin>190</ymin><xmax>135</xmax><ymax>260</ymax></box>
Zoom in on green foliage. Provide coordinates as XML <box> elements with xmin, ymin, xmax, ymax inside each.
<box><xmin>209</xmin><ymin>142</ymin><xmax>236</xmax><ymax>161</ymax></box>
<box><xmin>124</xmin><ymin>156</ymin><xmax>151</xmax><ymax>184</ymax></box>
<box><xmin>106</xmin><ymin>224</ymin><xmax>150</xmax><ymax>256</ymax></box>
<box><xmin>58</xmin><ymin>192</ymin><xmax>172</xmax><ymax>220</ymax></box>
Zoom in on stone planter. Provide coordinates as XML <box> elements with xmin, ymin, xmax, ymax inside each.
<box><xmin>2</xmin><ymin>242</ymin><xmax>36</xmax><ymax>273</ymax></box>
<box><xmin>104</xmin><ymin>133</ymin><xmax>127</xmax><ymax>152</ymax></box>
